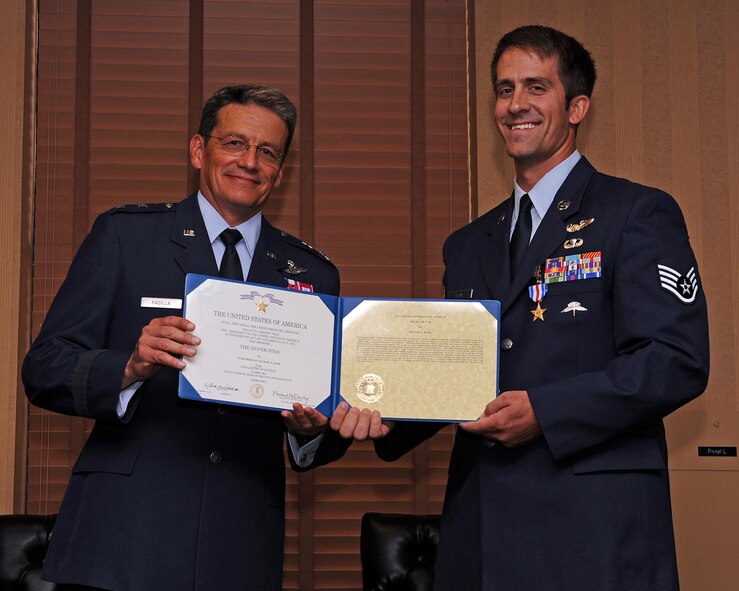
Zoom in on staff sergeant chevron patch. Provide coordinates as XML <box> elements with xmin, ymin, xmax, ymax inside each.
<box><xmin>657</xmin><ymin>264</ymin><xmax>698</xmax><ymax>304</ymax></box>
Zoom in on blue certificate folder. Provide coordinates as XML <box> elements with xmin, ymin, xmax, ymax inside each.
<box><xmin>178</xmin><ymin>273</ymin><xmax>501</xmax><ymax>422</ymax></box>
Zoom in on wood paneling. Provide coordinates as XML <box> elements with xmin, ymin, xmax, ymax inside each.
<box><xmin>21</xmin><ymin>2</ymin><xmax>468</xmax><ymax>590</ymax></box>
<box><xmin>0</xmin><ymin>0</ymin><xmax>33</xmax><ymax>515</ymax></box>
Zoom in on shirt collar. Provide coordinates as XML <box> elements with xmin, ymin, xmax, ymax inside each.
<box><xmin>197</xmin><ymin>191</ymin><xmax>261</xmax><ymax>258</ymax></box>
<box><xmin>514</xmin><ymin>150</ymin><xmax>581</xmax><ymax>219</ymax></box>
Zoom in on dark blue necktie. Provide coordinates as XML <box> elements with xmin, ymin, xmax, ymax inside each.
<box><xmin>510</xmin><ymin>194</ymin><xmax>532</xmax><ymax>276</ymax></box>
<box><xmin>219</xmin><ymin>229</ymin><xmax>244</xmax><ymax>281</ymax></box>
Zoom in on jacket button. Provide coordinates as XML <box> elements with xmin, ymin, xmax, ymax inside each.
<box><xmin>484</xmin><ymin>440</ymin><xmax>496</xmax><ymax>448</ymax></box>
<box><xmin>217</xmin><ymin>405</ymin><xmax>226</xmax><ymax>415</ymax></box>
<box><xmin>209</xmin><ymin>451</ymin><xmax>222</xmax><ymax>464</ymax></box>
<box><xmin>501</xmin><ymin>338</ymin><xmax>513</xmax><ymax>351</ymax></box>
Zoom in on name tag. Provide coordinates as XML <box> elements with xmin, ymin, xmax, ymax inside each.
<box><xmin>141</xmin><ymin>297</ymin><xmax>182</xmax><ymax>309</ymax></box>
<box><xmin>446</xmin><ymin>288</ymin><xmax>474</xmax><ymax>299</ymax></box>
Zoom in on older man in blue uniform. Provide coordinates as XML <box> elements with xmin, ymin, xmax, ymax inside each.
<box><xmin>23</xmin><ymin>84</ymin><xmax>348</xmax><ymax>590</ymax></box>
<box><xmin>332</xmin><ymin>25</ymin><xmax>709</xmax><ymax>590</ymax></box>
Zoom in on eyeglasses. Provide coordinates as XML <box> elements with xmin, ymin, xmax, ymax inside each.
<box><xmin>205</xmin><ymin>135</ymin><xmax>284</xmax><ymax>166</ymax></box>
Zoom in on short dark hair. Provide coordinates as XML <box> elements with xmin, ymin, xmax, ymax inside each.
<box><xmin>198</xmin><ymin>84</ymin><xmax>298</xmax><ymax>159</ymax></box>
<box><xmin>491</xmin><ymin>25</ymin><xmax>596</xmax><ymax>107</ymax></box>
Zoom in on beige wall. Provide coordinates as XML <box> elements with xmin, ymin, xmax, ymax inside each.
<box><xmin>0</xmin><ymin>0</ymin><xmax>33</xmax><ymax>514</ymax></box>
<box><xmin>471</xmin><ymin>0</ymin><xmax>738</xmax><ymax>588</ymax></box>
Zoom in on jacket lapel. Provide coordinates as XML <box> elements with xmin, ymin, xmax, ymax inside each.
<box><xmin>501</xmin><ymin>157</ymin><xmax>597</xmax><ymax>313</ymax></box>
<box><xmin>172</xmin><ymin>193</ymin><xmax>220</xmax><ymax>277</ymax></box>
<box><xmin>170</xmin><ymin>199</ymin><xmax>297</xmax><ymax>290</ymax></box>
<box><xmin>480</xmin><ymin>198</ymin><xmax>515</xmax><ymax>302</ymax></box>
<box><xmin>247</xmin><ymin>218</ymin><xmax>289</xmax><ymax>288</ymax></box>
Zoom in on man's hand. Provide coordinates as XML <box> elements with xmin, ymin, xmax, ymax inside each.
<box><xmin>329</xmin><ymin>402</ymin><xmax>395</xmax><ymax>441</ymax></box>
<box><xmin>459</xmin><ymin>390</ymin><xmax>542</xmax><ymax>447</ymax></box>
<box><xmin>281</xmin><ymin>403</ymin><xmax>329</xmax><ymax>439</ymax></box>
<box><xmin>122</xmin><ymin>316</ymin><xmax>200</xmax><ymax>388</ymax></box>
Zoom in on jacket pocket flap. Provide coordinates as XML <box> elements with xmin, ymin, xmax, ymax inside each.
<box><xmin>572</xmin><ymin>434</ymin><xmax>666</xmax><ymax>474</ymax></box>
<box><xmin>72</xmin><ymin>434</ymin><xmax>141</xmax><ymax>475</ymax></box>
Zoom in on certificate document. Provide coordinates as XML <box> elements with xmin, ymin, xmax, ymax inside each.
<box><xmin>179</xmin><ymin>274</ymin><xmax>337</xmax><ymax>416</ymax></box>
<box><xmin>178</xmin><ymin>274</ymin><xmax>500</xmax><ymax>421</ymax></box>
<box><xmin>339</xmin><ymin>299</ymin><xmax>499</xmax><ymax>421</ymax></box>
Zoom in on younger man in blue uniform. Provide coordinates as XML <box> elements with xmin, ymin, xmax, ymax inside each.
<box><xmin>332</xmin><ymin>25</ymin><xmax>709</xmax><ymax>591</ymax></box>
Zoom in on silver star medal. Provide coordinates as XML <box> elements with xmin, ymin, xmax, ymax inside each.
<box><xmin>529</xmin><ymin>266</ymin><xmax>548</xmax><ymax>322</ymax></box>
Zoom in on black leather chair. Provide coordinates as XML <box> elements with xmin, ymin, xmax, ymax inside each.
<box><xmin>0</xmin><ymin>514</ymin><xmax>57</xmax><ymax>591</ymax></box>
<box><xmin>360</xmin><ymin>513</ymin><xmax>441</xmax><ymax>591</ymax></box>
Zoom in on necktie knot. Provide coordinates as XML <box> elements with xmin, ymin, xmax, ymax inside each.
<box><xmin>219</xmin><ymin>229</ymin><xmax>244</xmax><ymax>280</ymax></box>
<box><xmin>220</xmin><ymin>228</ymin><xmax>243</xmax><ymax>246</ymax></box>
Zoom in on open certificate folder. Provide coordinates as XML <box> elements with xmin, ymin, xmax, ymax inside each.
<box><xmin>178</xmin><ymin>274</ymin><xmax>500</xmax><ymax>421</ymax></box>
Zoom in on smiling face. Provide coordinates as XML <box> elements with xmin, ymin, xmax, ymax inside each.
<box><xmin>190</xmin><ymin>102</ymin><xmax>288</xmax><ymax>226</ymax></box>
<box><xmin>493</xmin><ymin>47</ymin><xmax>589</xmax><ymax>190</ymax></box>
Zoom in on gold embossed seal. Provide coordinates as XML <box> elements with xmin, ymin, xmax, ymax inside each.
<box><xmin>355</xmin><ymin>373</ymin><xmax>385</xmax><ymax>404</ymax></box>
<box><xmin>250</xmin><ymin>383</ymin><xmax>265</xmax><ymax>399</ymax></box>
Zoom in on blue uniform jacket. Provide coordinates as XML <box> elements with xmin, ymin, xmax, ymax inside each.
<box><xmin>375</xmin><ymin>158</ymin><xmax>709</xmax><ymax>591</ymax></box>
<box><xmin>23</xmin><ymin>193</ymin><xmax>348</xmax><ymax>591</ymax></box>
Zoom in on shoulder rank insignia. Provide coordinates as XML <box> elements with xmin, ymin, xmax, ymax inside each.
<box><xmin>110</xmin><ymin>202</ymin><xmax>177</xmax><ymax>214</ymax></box>
<box><xmin>657</xmin><ymin>264</ymin><xmax>698</xmax><ymax>304</ymax></box>
<box><xmin>279</xmin><ymin>230</ymin><xmax>332</xmax><ymax>263</ymax></box>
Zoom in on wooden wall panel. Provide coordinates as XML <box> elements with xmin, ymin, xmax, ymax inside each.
<box><xmin>14</xmin><ymin>2</ymin><xmax>468</xmax><ymax>590</ymax></box>
<box><xmin>471</xmin><ymin>1</ymin><xmax>739</xmax><ymax>588</ymax></box>
<box><xmin>0</xmin><ymin>0</ymin><xmax>32</xmax><ymax>515</ymax></box>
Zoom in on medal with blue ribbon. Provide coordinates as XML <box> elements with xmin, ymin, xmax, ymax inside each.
<box><xmin>529</xmin><ymin>266</ymin><xmax>548</xmax><ymax>321</ymax></box>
